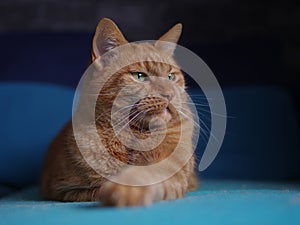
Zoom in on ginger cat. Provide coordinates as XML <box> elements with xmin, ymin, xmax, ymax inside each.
<box><xmin>40</xmin><ymin>18</ymin><xmax>199</xmax><ymax>206</ymax></box>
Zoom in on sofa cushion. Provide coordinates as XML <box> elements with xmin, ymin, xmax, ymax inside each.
<box><xmin>0</xmin><ymin>82</ymin><xmax>299</xmax><ymax>189</ymax></box>
<box><xmin>1</xmin><ymin>180</ymin><xmax>299</xmax><ymax>225</ymax></box>
<box><xmin>0</xmin><ymin>82</ymin><xmax>74</xmax><ymax>188</ymax></box>
<box><xmin>189</xmin><ymin>86</ymin><xmax>300</xmax><ymax>179</ymax></box>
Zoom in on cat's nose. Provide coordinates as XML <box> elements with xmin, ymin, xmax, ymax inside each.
<box><xmin>161</xmin><ymin>91</ymin><xmax>174</xmax><ymax>102</ymax></box>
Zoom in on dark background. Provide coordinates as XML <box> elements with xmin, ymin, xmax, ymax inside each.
<box><xmin>1</xmin><ymin>0</ymin><xmax>299</xmax><ymax>108</ymax></box>
<box><xmin>0</xmin><ymin>0</ymin><xmax>299</xmax><ymax>183</ymax></box>
<box><xmin>0</xmin><ymin>0</ymin><xmax>299</xmax><ymax>86</ymax></box>
<box><xmin>1</xmin><ymin>0</ymin><xmax>299</xmax><ymax>136</ymax></box>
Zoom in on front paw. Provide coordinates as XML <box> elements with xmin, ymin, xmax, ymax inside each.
<box><xmin>100</xmin><ymin>181</ymin><xmax>155</xmax><ymax>207</ymax></box>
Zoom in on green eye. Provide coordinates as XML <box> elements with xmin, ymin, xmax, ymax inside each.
<box><xmin>168</xmin><ymin>73</ymin><xmax>175</xmax><ymax>81</ymax></box>
<box><xmin>131</xmin><ymin>72</ymin><xmax>148</xmax><ymax>81</ymax></box>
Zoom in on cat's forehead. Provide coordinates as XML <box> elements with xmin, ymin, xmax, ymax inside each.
<box><xmin>102</xmin><ymin>42</ymin><xmax>181</xmax><ymax>76</ymax></box>
<box><xmin>127</xmin><ymin>61</ymin><xmax>173</xmax><ymax>76</ymax></box>
<box><xmin>125</xmin><ymin>42</ymin><xmax>178</xmax><ymax>66</ymax></box>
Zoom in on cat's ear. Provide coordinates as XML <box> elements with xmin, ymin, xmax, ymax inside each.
<box><xmin>155</xmin><ymin>23</ymin><xmax>182</xmax><ymax>55</ymax></box>
<box><xmin>92</xmin><ymin>18</ymin><xmax>128</xmax><ymax>61</ymax></box>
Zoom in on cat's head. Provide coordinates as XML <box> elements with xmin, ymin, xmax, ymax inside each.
<box><xmin>91</xmin><ymin>18</ymin><xmax>189</xmax><ymax>131</ymax></box>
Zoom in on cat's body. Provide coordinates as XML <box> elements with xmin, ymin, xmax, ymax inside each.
<box><xmin>40</xmin><ymin>18</ymin><xmax>199</xmax><ymax>206</ymax></box>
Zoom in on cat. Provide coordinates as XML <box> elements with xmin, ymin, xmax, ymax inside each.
<box><xmin>40</xmin><ymin>18</ymin><xmax>199</xmax><ymax>206</ymax></box>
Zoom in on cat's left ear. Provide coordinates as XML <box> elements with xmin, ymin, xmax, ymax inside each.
<box><xmin>155</xmin><ymin>23</ymin><xmax>182</xmax><ymax>55</ymax></box>
<box><xmin>92</xmin><ymin>18</ymin><xmax>128</xmax><ymax>61</ymax></box>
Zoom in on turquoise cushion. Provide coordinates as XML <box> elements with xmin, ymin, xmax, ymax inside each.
<box><xmin>1</xmin><ymin>180</ymin><xmax>299</xmax><ymax>225</ymax></box>
<box><xmin>0</xmin><ymin>82</ymin><xmax>299</xmax><ymax>190</ymax></box>
<box><xmin>0</xmin><ymin>82</ymin><xmax>74</xmax><ymax>187</ymax></box>
<box><xmin>189</xmin><ymin>86</ymin><xmax>300</xmax><ymax>179</ymax></box>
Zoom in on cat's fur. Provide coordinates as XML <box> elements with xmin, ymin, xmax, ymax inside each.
<box><xmin>40</xmin><ymin>18</ymin><xmax>198</xmax><ymax>206</ymax></box>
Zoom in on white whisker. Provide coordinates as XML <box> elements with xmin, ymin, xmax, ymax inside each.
<box><xmin>105</xmin><ymin>111</ymin><xmax>145</xmax><ymax>148</ymax></box>
<box><xmin>183</xmin><ymin>102</ymin><xmax>210</xmax><ymax>107</ymax></box>
<box><xmin>174</xmin><ymin>105</ymin><xmax>220</xmax><ymax>144</ymax></box>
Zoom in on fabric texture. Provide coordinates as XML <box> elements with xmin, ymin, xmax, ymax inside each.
<box><xmin>1</xmin><ymin>180</ymin><xmax>299</xmax><ymax>225</ymax></box>
<box><xmin>0</xmin><ymin>82</ymin><xmax>74</xmax><ymax>188</ymax></box>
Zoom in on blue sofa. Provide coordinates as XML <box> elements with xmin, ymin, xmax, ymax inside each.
<box><xmin>0</xmin><ymin>33</ymin><xmax>299</xmax><ymax>224</ymax></box>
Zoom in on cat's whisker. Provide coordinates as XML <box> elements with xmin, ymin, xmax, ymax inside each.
<box><xmin>175</xmin><ymin>104</ymin><xmax>212</xmax><ymax>123</ymax></box>
<box><xmin>181</xmin><ymin>107</ymin><xmax>224</xmax><ymax>144</ymax></box>
<box><xmin>189</xmin><ymin>100</ymin><xmax>211</xmax><ymax>106</ymax></box>
<box><xmin>188</xmin><ymin>95</ymin><xmax>213</xmax><ymax>100</ymax></box>
<box><xmin>182</xmin><ymin>102</ymin><xmax>210</xmax><ymax>107</ymax></box>
<box><xmin>187</xmin><ymin>93</ymin><xmax>206</xmax><ymax>96</ymax></box>
<box><xmin>196</xmin><ymin>111</ymin><xmax>211</xmax><ymax>123</ymax></box>
<box><xmin>95</xmin><ymin>103</ymin><xmax>145</xmax><ymax>122</ymax></box>
<box><xmin>196</xmin><ymin>108</ymin><xmax>232</xmax><ymax>118</ymax></box>
<box><xmin>130</xmin><ymin>114</ymin><xmax>149</xmax><ymax>151</ymax></box>
<box><xmin>175</xmin><ymin>108</ymin><xmax>200</xmax><ymax>128</ymax></box>
<box><xmin>141</xmin><ymin>114</ymin><xmax>148</xmax><ymax>133</ymax></box>
<box><xmin>172</xmin><ymin>104</ymin><xmax>194</xmax><ymax>116</ymax></box>
<box><xmin>174</xmin><ymin>106</ymin><xmax>217</xmax><ymax>142</ymax></box>
<box><xmin>115</xmin><ymin>111</ymin><xmax>145</xmax><ymax>135</ymax></box>
<box><xmin>110</xmin><ymin>103</ymin><xmax>146</xmax><ymax>117</ymax></box>
<box><xmin>188</xmin><ymin>96</ymin><xmax>210</xmax><ymax>100</ymax></box>
<box><xmin>178</xmin><ymin>101</ymin><xmax>233</xmax><ymax>118</ymax></box>
<box><xmin>102</xmin><ymin>110</ymin><xmax>141</xmax><ymax>134</ymax></box>
<box><xmin>134</xmin><ymin>113</ymin><xmax>147</xmax><ymax>133</ymax></box>
<box><xmin>95</xmin><ymin>110</ymin><xmax>111</xmax><ymax>122</ymax></box>
<box><xmin>173</xmin><ymin>106</ymin><xmax>211</xmax><ymax>140</ymax></box>
<box><xmin>198</xmin><ymin>116</ymin><xmax>220</xmax><ymax>144</ymax></box>
<box><xmin>108</xmin><ymin>112</ymin><xmax>135</xmax><ymax>129</ymax></box>
<box><xmin>98</xmin><ymin>109</ymin><xmax>140</xmax><ymax>135</ymax></box>
<box><xmin>198</xmin><ymin>122</ymin><xmax>211</xmax><ymax>141</ymax></box>
<box><xmin>174</xmin><ymin>104</ymin><xmax>221</xmax><ymax>144</ymax></box>
<box><xmin>106</xmin><ymin>111</ymin><xmax>146</xmax><ymax>148</ymax></box>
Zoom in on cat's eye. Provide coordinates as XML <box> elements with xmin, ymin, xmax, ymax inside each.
<box><xmin>131</xmin><ymin>72</ymin><xmax>148</xmax><ymax>82</ymax></box>
<box><xmin>168</xmin><ymin>73</ymin><xmax>175</xmax><ymax>81</ymax></box>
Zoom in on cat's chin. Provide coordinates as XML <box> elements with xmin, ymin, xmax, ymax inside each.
<box><xmin>148</xmin><ymin>108</ymin><xmax>171</xmax><ymax>122</ymax></box>
<box><xmin>130</xmin><ymin>108</ymin><xmax>172</xmax><ymax>132</ymax></box>
<box><xmin>151</xmin><ymin>108</ymin><xmax>169</xmax><ymax>119</ymax></box>
<box><xmin>146</xmin><ymin>108</ymin><xmax>171</xmax><ymax>130</ymax></box>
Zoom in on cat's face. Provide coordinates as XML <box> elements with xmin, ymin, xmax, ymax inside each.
<box><xmin>92</xmin><ymin>19</ymin><xmax>187</xmax><ymax>131</ymax></box>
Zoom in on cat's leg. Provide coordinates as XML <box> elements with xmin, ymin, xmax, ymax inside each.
<box><xmin>187</xmin><ymin>170</ymin><xmax>199</xmax><ymax>192</ymax></box>
<box><xmin>100</xmin><ymin>182</ymin><xmax>156</xmax><ymax>206</ymax></box>
<box><xmin>43</xmin><ymin>187</ymin><xmax>102</xmax><ymax>202</ymax></box>
<box><xmin>99</xmin><ymin>161</ymin><xmax>197</xmax><ymax>206</ymax></box>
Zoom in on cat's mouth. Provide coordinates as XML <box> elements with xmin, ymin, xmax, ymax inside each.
<box><xmin>129</xmin><ymin>108</ymin><xmax>171</xmax><ymax>132</ymax></box>
<box><xmin>131</xmin><ymin>106</ymin><xmax>171</xmax><ymax>120</ymax></box>
<box><xmin>128</xmin><ymin>98</ymin><xmax>172</xmax><ymax>131</ymax></box>
<box><xmin>147</xmin><ymin>107</ymin><xmax>169</xmax><ymax>117</ymax></box>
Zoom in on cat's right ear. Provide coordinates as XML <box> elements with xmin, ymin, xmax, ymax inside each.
<box><xmin>92</xmin><ymin>18</ymin><xmax>128</xmax><ymax>61</ymax></box>
<box><xmin>155</xmin><ymin>23</ymin><xmax>182</xmax><ymax>56</ymax></box>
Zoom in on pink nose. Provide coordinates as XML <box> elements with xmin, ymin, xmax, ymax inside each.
<box><xmin>161</xmin><ymin>91</ymin><xmax>174</xmax><ymax>101</ymax></box>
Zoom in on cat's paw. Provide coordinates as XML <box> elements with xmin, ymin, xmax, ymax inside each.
<box><xmin>100</xmin><ymin>181</ymin><xmax>155</xmax><ymax>207</ymax></box>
